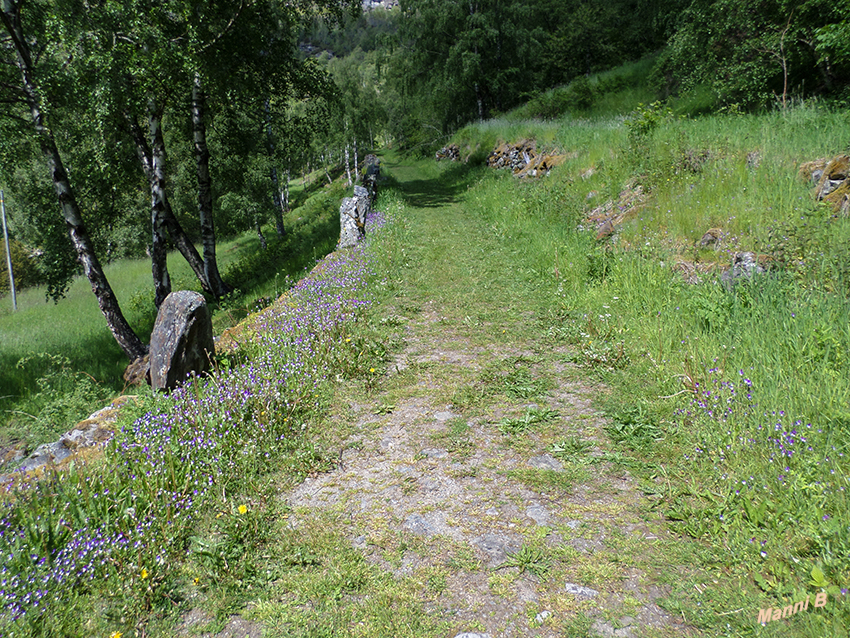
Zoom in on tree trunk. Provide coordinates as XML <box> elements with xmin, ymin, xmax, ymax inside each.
<box><xmin>345</xmin><ymin>143</ymin><xmax>352</xmax><ymax>186</ymax></box>
<box><xmin>147</xmin><ymin>100</ymin><xmax>172</xmax><ymax>308</ymax></box>
<box><xmin>353</xmin><ymin>136</ymin><xmax>359</xmax><ymax>184</ymax></box>
<box><xmin>0</xmin><ymin>4</ymin><xmax>146</xmax><ymax>360</ymax></box>
<box><xmin>192</xmin><ymin>74</ymin><xmax>231</xmax><ymax>298</ymax></box>
<box><xmin>264</xmin><ymin>100</ymin><xmax>286</xmax><ymax>237</ymax></box>
<box><xmin>256</xmin><ymin>217</ymin><xmax>267</xmax><ymax>250</ymax></box>
<box><xmin>125</xmin><ymin>111</ymin><xmax>214</xmax><ymax>295</ymax></box>
<box><xmin>270</xmin><ymin>165</ymin><xmax>286</xmax><ymax>237</ymax></box>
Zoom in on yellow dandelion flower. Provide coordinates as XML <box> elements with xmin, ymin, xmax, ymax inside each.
<box><xmin>109</xmin><ymin>632</ymin><xmax>122</xmax><ymax>638</ymax></box>
<box><xmin>140</xmin><ymin>568</ymin><xmax>149</xmax><ymax>580</ymax></box>
<box><xmin>238</xmin><ymin>504</ymin><xmax>248</xmax><ymax>515</ymax></box>
<box><xmin>369</xmin><ymin>368</ymin><xmax>375</xmax><ymax>373</ymax></box>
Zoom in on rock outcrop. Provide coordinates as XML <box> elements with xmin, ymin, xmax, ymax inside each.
<box><xmin>4</xmin><ymin>396</ymin><xmax>135</xmax><ymax>479</ymax></box>
<box><xmin>436</xmin><ymin>144</ymin><xmax>460</xmax><ymax>161</ymax></box>
<box><xmin>339</xmin><ymin>186</ymin><xmax>371</xmax><ymax>249</ymax></box>
<box><xmin>720</xmin><ymin>252</ymin><xmax>773</xmax><ymax>290</ymax></box>
<box><xmin>486</xmin><ymin>140</ymin><xmax>570</xmax><ymax>178</ymax></box>
<box><xmin>149</xmin><ymin>291</ymin><xmax>214</xmax><ymax>392</ymax></box>
<box><xmin>698</xmin><ymin>227</ymin><xmax>725</xmax><ymax>248</ymax></box>
<box><xmin>123</xmin><ymin>353</ymin><xmax>151</xmax><ymax>387</ymax></box>
<box><xmin>584</xmin><ymin>184</ymin><xmax>647</xmax><ymax>240</ymax></box>
<box><xmin>800</xmin><ymin>155</ymin><xmax>850</xmax><ymax>216</ymax></box>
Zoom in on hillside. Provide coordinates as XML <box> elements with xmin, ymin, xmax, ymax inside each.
<box><xmin>2</xmin><ymin>3</ymin><xmax>850</xmax><ymax>629</ymax></box>
<box><xmin>3</xmin><ymin>91</ymin><xmax>850</xmax><ymax>635</ymax></box>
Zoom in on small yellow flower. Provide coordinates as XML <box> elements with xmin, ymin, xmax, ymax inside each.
<box><xmin>345</xmin><ymin>338</ymin><xmax>351</xmax><ymax>342</ymax></box>
<box><xmin>140</xmin><ymin>568</ymin><xmax>149</xmax><ymax>580</ymax></box>
<box><xmin>238</xmin><ymin>504</ymin><xmax>248</xmax><ymax>515</ymax></box>
<box><xmin>193</xmin><ymin>577</ymin><xmax>200</xmax><ymax>586</ymax></box>
<box><xmin>369</xmin><ymin>368</ymin><xmax>375</xmax><ymax>373</ymax></box>
<box><xmin>109</xmin><ymin>632</ymin><xmax>122</xmax><ymax>638</ymax></box>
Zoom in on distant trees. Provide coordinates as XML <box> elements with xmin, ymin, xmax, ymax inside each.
<box><xmin>386</xmin><ymin>0</ymin><xmax>676</xmax><ymax>146</ymax></box>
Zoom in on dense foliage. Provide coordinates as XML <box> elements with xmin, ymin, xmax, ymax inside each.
<box><xmin>654</xmin><ymin>0</ymin><xmax>850</xmax><ymax>108</ymax></box>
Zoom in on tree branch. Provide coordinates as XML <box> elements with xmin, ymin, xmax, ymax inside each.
<box><xmin>195</xmin><ymin>0</ymin><xmax>248</xmax><ymax>55</ymax></box>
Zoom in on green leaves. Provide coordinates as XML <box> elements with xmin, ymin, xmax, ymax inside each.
<box><xmin>658</xmin><ymin>0</ymin><xmax>850</xmax><ymax>109</ymax></box>
<box><xmin>498</xmin><ymin>407</ymin><xmax>559</xmax><ymax>434</ymax></box>
<box><xmin>809</xmin><ymin>565</ymin><xmax>829</xmax><ymax>588</ymax></box>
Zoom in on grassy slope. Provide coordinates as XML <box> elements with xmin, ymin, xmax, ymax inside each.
<box><xmin>0</xmin><ymin>176</ymin><xmax>342</xmax><ymax>451</ymax></box>
<box><xmin>2</xmin><ymin>59</ymin><xmax>850</xmax><ymax>636</ymax></box>
<box><xmin>443</xmin><ymin>96</ymin><xmax>850</xmax><ymax>632</ymax></box>
<box><xmin>167</xmin><ymin>113</ymin><xmax>850</xmax><ymax>636</ymax></box>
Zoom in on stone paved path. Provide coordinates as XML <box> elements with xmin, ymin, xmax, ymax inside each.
<box><xmin>187</xmin><ymin>159</ymin><xmax>697</xmax><ymax>638</ymax></box>
<box><xmin>285</xmin><ymin>298</ymin><xmax>687</xmax><ymax>637</ymax></box>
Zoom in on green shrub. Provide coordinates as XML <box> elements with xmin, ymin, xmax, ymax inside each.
<box><xmin>0</xmin><ymin>238</ymin><xmax>43</xmax><ymax>293</ymax></box>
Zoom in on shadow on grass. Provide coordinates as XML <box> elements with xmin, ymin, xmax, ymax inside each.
<box><xmin>1</xmin><ymin>182</ymin><xmax>344</xmax><ymax>437</ymax></box>
<box><xmin>381</xmin><ymin>157</ymin><xmax>485</xmax><ymax>208</ymax></box>
<box><xmin>0</xmin><ymin>330</ymin><xmax>127</xmax><ymax>425</ymax></box>
<box><xmin>215</xmin><ymin>189</ymin><xmax>341</xmax><ymax>327</ymax></box>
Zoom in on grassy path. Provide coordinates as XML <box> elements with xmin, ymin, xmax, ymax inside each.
<box><xmin>183</xmin><ymin>159</ymin><xmax>700</xmax><ymax>637</ymax></box>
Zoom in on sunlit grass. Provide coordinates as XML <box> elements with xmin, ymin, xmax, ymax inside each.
<box><xmin>448</xmin><ymin>98</ymin><xmax>850</xmax><ymax>635</ymax></box>
<box><xmin>0</xmin><ymin>179</ymin><xmax>342</xmax><ymax>446</ymax></box>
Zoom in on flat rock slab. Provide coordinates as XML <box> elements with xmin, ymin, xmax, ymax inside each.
<box><xmin>419</xmin><ymin>447</ymin><xmax>448</xmax><ymax>458</ymax></box>
<box><xmin>404</xmin><ymin>513</ymin><xmax>437</xmax><ymax>536</ymax></box>
<box><xmin>528</xmin><ymin>454</ymin><xmax>564</xmax><ymax>471</ymax></box>
<box><xmin>526</xmin><ymin>504</ymin><xmax>551</xmax><ymax>526</ymax></box>
<box><xmin>472</xmin><ymin>533</ymin><xmax>522</xmax><ymax>566</ymax></box>
<box><xmin>565</xmin><ymin>582</ymin><xmax>600</xmax><ymax>599</ymax></box>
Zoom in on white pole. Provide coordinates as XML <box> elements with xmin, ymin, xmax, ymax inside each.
<box><xmin>1</xmin><ymin>190</ymin><xmax>17</xmax><ymax>312</ymax></box>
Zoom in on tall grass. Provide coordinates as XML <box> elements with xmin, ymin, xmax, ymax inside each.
<box><xmin>450</xmin><ymin>99</ymin><xmax>850</xmax><ymax>634</ymax></box>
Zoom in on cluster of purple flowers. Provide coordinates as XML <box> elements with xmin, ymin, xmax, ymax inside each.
<box><xmin>1</xmin><ymin>212</ymin><xmax>387</xmax><ymax>629</ymax></box>
<box><xmin>681</xmin><ymin>366</ymin><xmax>847</xmax><ymax>511</ymax></box>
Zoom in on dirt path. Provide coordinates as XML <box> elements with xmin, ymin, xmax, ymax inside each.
<box><xmin>272</xmin><ymin>161</ymin><xmax>693</xmax><ymax>637</ymax></box>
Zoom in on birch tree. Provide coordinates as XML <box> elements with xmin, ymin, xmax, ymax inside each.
<box><xmin>0</xmin><ymin>0</ymin><xmax>147</xmax><ymax>360</ymax></box>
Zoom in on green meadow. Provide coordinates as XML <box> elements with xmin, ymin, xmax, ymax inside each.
<box><xmin>0</xmin><ymin>177</ymin><xmax>343</xmax><ymax>451</ymax></box>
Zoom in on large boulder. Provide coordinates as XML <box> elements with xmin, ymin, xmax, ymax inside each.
<box><xmin>361</xmin><ymin>154</ymin><xmax>380</xmax><ymax>205</ymax></box>
<box><xmin>338</xmin><ymin>187</ymin><xmax>369</xmax><ymax>249</ymax></box>
<box><xmin>150</xmin><ymin>291</ymin><xmax>214</xmax><ymax>391</ymax></box>
<box><xmin>800</xmin><ymin>155</ymin><xmax>850</xmax><ymax>216</ymax></box>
